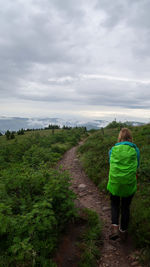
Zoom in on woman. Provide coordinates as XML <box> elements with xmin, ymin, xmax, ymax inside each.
<box><xmin>107</xmin><ymin>128</ymin><xmax>140</xmax><ymax>241</ymax></box>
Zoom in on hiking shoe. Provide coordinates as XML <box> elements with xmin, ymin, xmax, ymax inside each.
<box><xmin>109</xmin><ymin>224</ymin><xmax>119</xmax><ymax>240</ymax></box>
<box><xmin>119</xmin><ymin>228</ymin><xmax>128</xmax><ymax>242</ymax></box>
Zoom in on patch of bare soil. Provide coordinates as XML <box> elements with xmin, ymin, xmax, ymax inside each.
<box><xmin>54</xmin><ymin>218</ymin><xmax>86</xmax><ymax>267</ymax></box>
<box><xmin>54</xmin><ymin>143</ymin><xmax>142</xmax><ymax>267</ymax></box>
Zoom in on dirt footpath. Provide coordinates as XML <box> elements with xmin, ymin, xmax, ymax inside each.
<box><xmin>57</xmin><ymin>144</ymin><xmax>142</xmax><ymax>267</ymax></box>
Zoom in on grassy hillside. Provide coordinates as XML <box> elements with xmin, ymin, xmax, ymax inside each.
<box><xmin>78</xmin><ymin>124</ymin><xmax>150</xmax><ymax>264</ymax></box>
<box><xmin>0</xmin><ymin>128</ymin><xmax>87</xmax><ymax>266</ymax></box>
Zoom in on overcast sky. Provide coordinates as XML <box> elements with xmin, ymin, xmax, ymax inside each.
<box><xmin>0</xmin><ymin>0</ymin><xmax>150</xmax><ymax>122</ymax></box>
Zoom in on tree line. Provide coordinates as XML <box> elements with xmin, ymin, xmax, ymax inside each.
<box><xmin>0</xmin><ymin>125</ymin><xmax>87</xmax><ymax>140</ymax></box>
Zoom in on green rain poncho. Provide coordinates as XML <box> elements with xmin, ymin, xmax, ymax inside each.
<box><xmin>107</xmin><ymin>141</ymin><xmax>140</xmax><ymax>197</ymax></box>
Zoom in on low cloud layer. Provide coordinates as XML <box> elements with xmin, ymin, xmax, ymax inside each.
<box><xmin>0</xmin><ymin>0</ymin><xmax>150</xmax><ymax>121</ymax></box>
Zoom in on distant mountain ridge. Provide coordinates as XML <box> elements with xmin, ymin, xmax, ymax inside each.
<box><xmin>0</xmin><ymin>116</ymin><xmax>145</xmax><ymax>133</ymax></box>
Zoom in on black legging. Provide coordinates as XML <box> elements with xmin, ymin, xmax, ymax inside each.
<box><xmin>110</xmin><ymin>194</ymin><xmax>134</xmax><ymax>231</ymax></box>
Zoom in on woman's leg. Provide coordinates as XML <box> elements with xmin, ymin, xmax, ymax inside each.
<box><xmin>109</xmin><ymin>194</ymin><xmax>120</xmax><ymax>240</ymax></box>
<box><xmin>120</xmin><ymin>194</ymin><xmax>134</xmax><ymax>231</ymax></box>
<box><xmin>110</xmin><ymin>194</ymin><xmax>120</xmax><ymax>225</ymax></box>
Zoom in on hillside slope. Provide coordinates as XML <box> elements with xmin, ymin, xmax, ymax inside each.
<box><xmin>0</xmin><ymin>128</ymin><xmax>87</xmax><ymax>266</ymax></box>
<box><xmin>78</xmin><ymin>124</ymin><xmax>150</xmax><ymax>265</ymax></box>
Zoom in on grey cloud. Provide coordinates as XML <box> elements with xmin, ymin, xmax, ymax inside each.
<box><xmin>96</xmin><ymin>0</ymin><xmax>150</xmax><ymax>29</ymax></box>
<box><xmin>19</xmin><ymin>89</ymin><xmax>150</xmax><ymax>109</ymax></box>
<box><xmin>14</xmin><ymin>74</ymin><xmax>150</xmax><ymax>111</ymax></box>
<box><xmin>95</xmin><ymin>0</ymin><xmax>129</xmax><ymax>28</ymax></box>
<box><xmin>0</xmin><ymin>0</ymin><xmax>87</xmax><ymax>97</ymax></box>
<box><xmin>50</xmin><ymin>0</ymin><xmax>85</xmax><ymax>20</ymax></box>
<box><xmin>74</xmin><ymin>77</ymin><xmax>150</xmax><ymax>108</ymax></box>
<box><xmin>0</xmin><ymin>0</ymin><xmax>150</xmax><ymax>121</ymax></box>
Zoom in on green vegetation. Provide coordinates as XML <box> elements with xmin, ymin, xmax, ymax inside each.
<box><xmin>5</xmin><ymin>130</ymin><xmax>15</xmax><ymax>140</ymax></box>
<box><xmin>17</xmin><ymin>128</ymin><xmax>25</xmax><ymax>135</ymax></box>
<box><xmin>0</xmin><ymin>128</ymin><xmax>86</xmax><ymax>266</ymax></box>
<box><xmin>78</xmin><ymin>123</ymin><xmax>150</xmax><ymax>265</ymax></box>
<box><xmin>78</xmin><ymin>208</ymin><xmax>102</xmax><ymax>267</ymax></box>
<box><xmin>106</xmin><ymin>120</ymin><xmax>128</xmax><ymax>129</ymax></box>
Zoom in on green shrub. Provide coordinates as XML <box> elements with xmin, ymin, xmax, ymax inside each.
<box><xmin>130</xmin><ymin>191</ymin><xmax>150</xmax><ymax>247</ymax></box>
<box><xmin>79</xmin><ymin>209</ymin><xmax>102</xmax><ymax>267</ymax></box>
<box><xmin>0</xmin><ymin>128</ymin><xmax>85</xmax><ymax>265</ymax></box>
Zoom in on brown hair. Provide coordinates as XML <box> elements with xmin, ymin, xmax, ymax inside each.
<box><xmin>118</xmin><ymin>128</ymin><xmax>133</xmax><ymax>143</ymax></box>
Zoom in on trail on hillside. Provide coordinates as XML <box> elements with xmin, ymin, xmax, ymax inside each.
<box><xmin>55</xmin><ymin>143</ymin><xmax>141</xmax><ymax>267</ymax></box>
